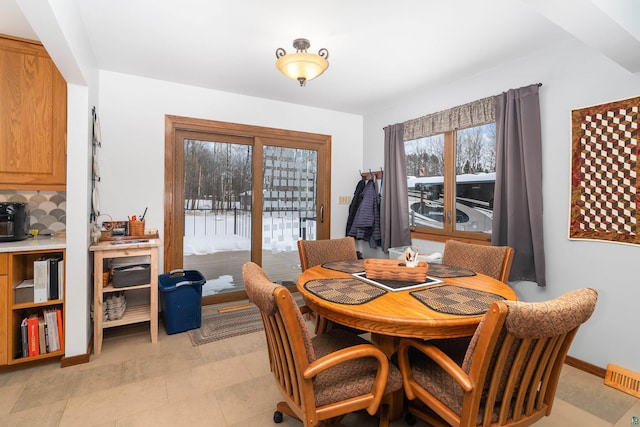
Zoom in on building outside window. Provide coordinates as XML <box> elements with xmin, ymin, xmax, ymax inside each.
<box><xmin>405</xmin><ymin>122</ymin><xmax>496</xmax><ymax>241</ymax></box>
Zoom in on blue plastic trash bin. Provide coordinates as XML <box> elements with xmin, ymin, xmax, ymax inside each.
<box><xmin>158</xmin><ymin>269</ymin><xmax>205</xmax><ymax>334</ymax></box>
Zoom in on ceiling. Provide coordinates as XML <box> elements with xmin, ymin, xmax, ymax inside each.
<box><xmin>1</xmin><ymin>0</ymin><xmax>639</xmax><ymax>115</ymax></box>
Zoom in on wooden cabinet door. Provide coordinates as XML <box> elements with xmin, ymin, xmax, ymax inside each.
<box><xmin>0</xmin><ymin>254</ymin><xmax>7</xmax><ymax>364</ymax></box>
<box><xmin>0</xmin><ymin>36</ymin><xmax>67</xmax><ymax>189</ymax></box>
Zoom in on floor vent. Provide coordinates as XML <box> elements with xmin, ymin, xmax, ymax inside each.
<box><xmin>605</xmin><ymin>364</ymin><xmax>640</xmax><ymax>398</ymax></box>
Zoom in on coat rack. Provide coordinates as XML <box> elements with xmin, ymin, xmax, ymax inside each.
<box><xmin>359</xmin><ymin>168</ymin><xmax>383</xmax><ymax>180</ymax></box>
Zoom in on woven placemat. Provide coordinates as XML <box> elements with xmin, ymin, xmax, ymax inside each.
<box><xmin>427</xmin><ymin>263</ymin><xmax>476</xmax><ymax>278</ymax></box>
<box><xmin>410</xmin><ymin>285</ymin><xmax>505</xmax><ymax>315</ymax></box>
<box><xmin>304</xmin><ymin>278</ymin><xmax>386</xmax><ymax>305</ymax></box>
<box><xmin>321</xmin><ymin>259</ymin><xmax>365</xmax><ymax>274</ymax></box>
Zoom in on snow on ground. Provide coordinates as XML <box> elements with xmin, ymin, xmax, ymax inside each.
<box><xmin>184</xmin><ymin>210</ymin><xmax>313</xmax><ymax>295</ymax></box>
<box><xmin>183</xmin><ymin>234</ymin><xmax>251</xmax><ymax>256</ymax></box>
<box><xmin>202</xmin><ymin>275</ymin><xmax>236</xmax><ymax>296</ymax></box>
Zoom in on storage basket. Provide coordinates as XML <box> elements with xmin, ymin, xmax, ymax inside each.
<box><xmin>129</xmin><ymin>220</ymin><xmax>145</xmax><ymax>236</ymax></box>
<box><xmin>99</xmin><ymin>214</ymin><xmax>113</xmax><ymax>238</ymax></box>
<box><xmin>159</xmin><ymin>269</ymin><xmax>205</xmax><ymax>334</ymax></box>
<box><xmin>364</xmin><ymin>258</ymin><xmax>429</xmax><ymax>282</ymax></box>
<box><xmin>112</xmin><ymin>263</ymin><xmax>151</xmax><ymax>288</ymax></box>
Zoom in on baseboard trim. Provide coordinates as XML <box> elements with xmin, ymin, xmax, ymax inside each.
<box><xmin>60</xmin><ymin>336</ymin><xmax>93</xmax><ymax>368</ymax></box>
<box><xmin>565</xmin><ymin>355</ymin><xmax>606</xmax><ymax>378</ymax></box>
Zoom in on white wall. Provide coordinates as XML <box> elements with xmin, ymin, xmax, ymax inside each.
<box><xmin>97</xmin><ymin>71</ymin><xmax>364</xmax><ymax>271</ymax></box>
<box><xmin>18</xmin><ymin>0</ymin><xmax>100</xmax><ymax>358</ymax></box>
<box><xmin>363</xmin><ymin>38</ymin><xmax>640</xmax><ymax>372</ymax></box>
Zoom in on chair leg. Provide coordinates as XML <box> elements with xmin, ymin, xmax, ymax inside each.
<box><xmin>377</xmin><ymin>403</ymin><xmax>390</xmax><ymax>427</ymax></box>
<box><xmin>314</xmin><ymin>314</ymin><xmax>330</xmax><ymax>335</ymax></box>
<box><xmin>407</xmin><ymin>403</ymin><xmax>449</xmax><ymax>427</ymax></box>
<box><xmin>275</xmin><ymin>401</ymin><xmax>301</xmax><ymax>423</ymax></box>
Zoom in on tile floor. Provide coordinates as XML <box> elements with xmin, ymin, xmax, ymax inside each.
<box><xmin>1</xmin><ymin>303</ymin><xmax>639</xmax><ymax>427</ymax></box>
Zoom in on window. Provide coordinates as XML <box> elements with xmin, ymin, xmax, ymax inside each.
<box><xmin>405</xmin><ymin>122</ymin><xmax>496</xmax><ymax>241</ymax></box>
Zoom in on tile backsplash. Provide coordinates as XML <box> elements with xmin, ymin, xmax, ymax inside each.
<box><xmin>0</xmin><ymin>191</ymin><xmax>66</xmax><ymax>235</ymax></box>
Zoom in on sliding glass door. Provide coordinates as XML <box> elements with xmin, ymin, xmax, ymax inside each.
<box><xmin>164</xmin><ymin>116</ymin><xmax>331</xmax><ymax>304</ymax></box>
<box><xmin>260</xmin><ymin>145</ymin><xmax>319</xmax><ymax>285</ymax></box>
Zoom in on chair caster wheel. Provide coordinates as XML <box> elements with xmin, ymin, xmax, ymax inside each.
<box><xmin>273</xmin><ymin>411</ymin><xmax>283</xmax><ymax>423</ymax></box>
<box><xmin>405</xmin><ymin>412</ymin><xmax>417</xmax><ymax>426</ymax></box>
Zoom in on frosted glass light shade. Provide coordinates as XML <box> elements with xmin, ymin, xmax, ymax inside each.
<box><xmin>276</xmin><ymin>52</ymin><xmax>329</xmax><ymax>86</ymax></box>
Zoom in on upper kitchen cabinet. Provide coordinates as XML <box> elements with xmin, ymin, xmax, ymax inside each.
<box><xmin>0</xmin><ymin>35</ymin><xmax>67</xmax><ymax>190</ymax></box>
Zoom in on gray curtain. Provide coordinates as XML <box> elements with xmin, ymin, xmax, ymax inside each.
<box><xmin>493</xmin><ymin>84</ymin><xmax>546</xmax><ymax>286</ymax></box>
<box><xmin>381</xmin><ymin>123</ymin><xmax>412</xmax><ymax>251</ymax></box>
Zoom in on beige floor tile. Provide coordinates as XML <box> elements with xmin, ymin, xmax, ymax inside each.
<box><xmin>534</xmin><ymin>398</ymin><xmax>612</xmax><ymax>427</ymax></box>
<box><xmin>71</xmin><ymin>362</ymin><xmax>124</xmax><ymax>397</ymax></box>
<box><xmin>0</xmin><ymin>365</ymin><xmax>36</xmax><ymax>387</ymax></box>
<box><xmin>59</xmin><ymin>376</ymin><xmax>168</xmax><ymax>426</ymax></box>
<box><xmin>11</xmin><ymin>365</ymin><xmax>83</xmax><ymax>412</ymax></box>
<box><xmin>0</xmin><ymin>400</ymin><xmax>66</xmax><ymax>427</ymax></box>
<box><xmin>214</xmin><ymin>330</ymin><xmax>266</xmax><ymax>355</ymax></box>
<box><xmin>215</xmin><ymin>374</ymin><xmax>283</xmax><ymax>425</ymax></box>
<box><xmin>119</xmin><ymin>347</ymin><xmax>203</xmax><ymax>386</ymax></box>
<box><xmin>556</xmin><ymin>365</ymin><xmax>638</xmax><ymax>424</ymax></box>
<box><xmin>115</xmin><ymin>391</ymin><xmax>226</xmax><ymax>427</ymax></box>
<box><xmin>164</xmin><ymin>355</ymin><xmax>254</xmax><ymax>403</ymax></box>
<box><xmin>90</xmin><ymin>340</ymin><xmax>163</xmax><ymax>368</ymax></box>
<box><xmin>0</xmin><ymin>383</ymin><xmax>25</xmax><ymax>415</ymax></box>
<box><xmin>613</xmin><ymin>400</ymin><xmax>640</xmax><ymax>427</ymax></box>
<box><xmin>228</xmin><ymin>408</ymin><xmax>302</xmax><ymax>427</ymax></box>
<box><xmin>196</xmin><ymin>338</ymin><xmax>243</xmax><ymax>363</ymax></box>
<box><xmin>157</xmin><ymin>327</ymin><xmax>194</xmax><ymax>354</ymax></box>
<box><xmin>237</xmin><ymin>348</ymin><xmax>271</xmax><ymax>378</ymax></box>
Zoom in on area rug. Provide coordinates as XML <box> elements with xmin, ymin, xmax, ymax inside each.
<box><xmin>188</xmin><ymin>306</ymin><xmax>264</xmax><ymax>346</ymax></box>
<box><xmin>188</xmin><ymin>294</ymin><xmax>304</xmax><ymax>346</ymax></box>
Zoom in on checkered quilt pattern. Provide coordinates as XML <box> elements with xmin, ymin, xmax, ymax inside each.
<box><xmin>570</xmin><ymin>96</ymin><xmax>640</xmax><ymax>244</ymax></box>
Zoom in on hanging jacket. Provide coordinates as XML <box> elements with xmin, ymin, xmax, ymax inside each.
<box><xmin>348</xmin><ymin>179</ymin><xmax>381</xmax><ymax>247</ymax></box>
<box><xmin>346</xmin><ymin>177</ymin><xmax>367</xmax><ymax>236</ymax></box>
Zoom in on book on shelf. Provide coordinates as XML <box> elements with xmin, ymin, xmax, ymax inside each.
<box><xmin>56</xmin><ymin>307</ymin><xmax>64</xmax><ymax>349</ymax></box>
<box><xmin>33</xmin><ymin>258</ymin><xmax>49</xmax><ymax>303</ymax></box>
<box><xmin>20</xmin><ymin>317</ymin><xmax>28</xmax><ymax>358</ymax></box>
<box><xmin>38</xmin><ymin>316</ymin><xmax>47</xmax><ymax>354</ymax></box>
<box><xmin>27</xmin><ymin>314</ymin><xmax>39</xmax><ymax>356</ymax></box>
<box><xmin>58</xmin><ymin>259</ymin><xmax>64</xmax><ymax>299</ymax></box>
<box><xmin>48</xmin><ymin>257</ymin><xmax>62</xmax><ymax>300</ymax></box>
<box><xmin>44</xmin><ymin>309</ymin><xmax>60</xmax><ymax>352</ymax></box>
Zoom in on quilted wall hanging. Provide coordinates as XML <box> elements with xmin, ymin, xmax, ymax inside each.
<box><xmin>569</xmin><ymin>96</ymin><xmax>640</xmax><ymax>244</ymax></box>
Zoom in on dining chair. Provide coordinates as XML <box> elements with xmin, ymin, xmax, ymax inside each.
<box><xmin>441</xmin><ymin>239</ymin><xmax>515</xmax><ymax>283</ymax></box>
<box><xmin>242</xmin><ymin>262</ymin><xmax>402</xmax><ymax>427</ymax></box>
<box><xmin>397</xmin><ymin>288</ymin><xmax>598</xmax><ymax>427</ymax></box>
<box><xmin>297</xmin><ymin>237</ymin><xmax>360</xmax><ymax>334</ymax></box>
<box><xmin>297</xmin><ymin>236</ymin><xmax>359</xmax><ymax>271</ymax></box>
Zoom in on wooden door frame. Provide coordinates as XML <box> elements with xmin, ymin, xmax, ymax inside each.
<box><xmin>164</xmin><ymin>115</ymin><xmax>331</xmax><ymax>300</ymax></box>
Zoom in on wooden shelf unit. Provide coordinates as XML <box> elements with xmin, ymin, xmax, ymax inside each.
<box><xmin>90</xmin><ymin>239</ymin><xmax>159</xmax><ymax>357</ymax></box>
<box><xmin>3</xmin><ymin>249</ymin><xmax>65</xmax><ymax>365</ymax></box>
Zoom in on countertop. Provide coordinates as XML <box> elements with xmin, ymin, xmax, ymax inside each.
<box><xmin>0</xmin><ymin>236</ymin><xmax>66</xmax><ymax>253</ymax></box>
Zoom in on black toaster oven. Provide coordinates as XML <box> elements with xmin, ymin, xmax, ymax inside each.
<box><xmin>0</xmin><ymin>202</ymin><xmax>30</xmax><ymax>242</ymax></box>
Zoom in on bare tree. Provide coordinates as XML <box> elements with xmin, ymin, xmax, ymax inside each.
<box><xmin>405</xmin><ymin>135</ymin><xmax>444</xmax><ymax>177</ymax></box>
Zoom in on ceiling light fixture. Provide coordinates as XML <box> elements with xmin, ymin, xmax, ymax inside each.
<box><xmin>275</xmin><ymin>38</ymin><xmax>329</xmax><ymax>87</ymax></box>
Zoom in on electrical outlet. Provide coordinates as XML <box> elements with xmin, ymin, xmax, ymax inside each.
<box><xmin>338</xmin><ymin>196</ymin><xmax>351</xmax><ymax>205</ymax></box>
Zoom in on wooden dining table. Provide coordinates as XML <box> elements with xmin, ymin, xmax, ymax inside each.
<box><xmin>296</xmin><ymin>259</ymin><xmax>517</xmax><ymax>419</ymax></box>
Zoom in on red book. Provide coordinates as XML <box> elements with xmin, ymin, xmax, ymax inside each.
<box><xmin>56</xmin><ymin>308</ymin><xmax>64</xmax><ymax>349</ymax></box>
<box><xmin>27</xmin><ymin>314</ymin><xmax>39</xmax><ymax>356</ymax></box>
